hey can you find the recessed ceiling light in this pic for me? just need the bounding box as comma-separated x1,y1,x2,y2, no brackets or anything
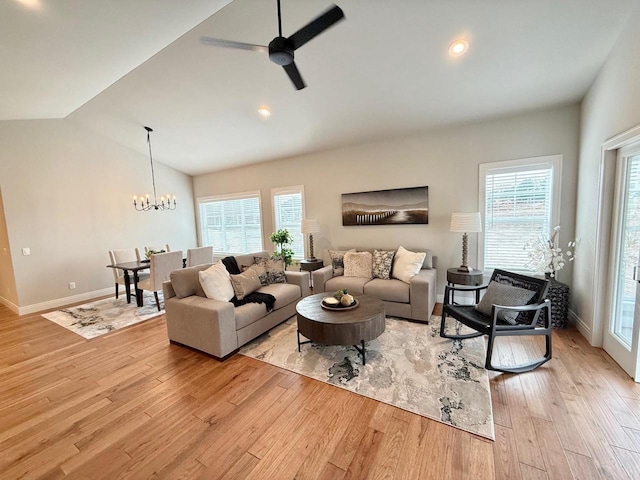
257,106,271,118
16,0,41,10
448,39,469,57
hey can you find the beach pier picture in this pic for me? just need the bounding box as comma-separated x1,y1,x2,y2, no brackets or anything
341,186,429,226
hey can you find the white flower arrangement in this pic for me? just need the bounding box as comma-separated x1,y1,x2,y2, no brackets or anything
524,226,576,278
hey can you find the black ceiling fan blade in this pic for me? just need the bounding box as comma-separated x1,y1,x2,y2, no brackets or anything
200,36,268,53
283,62,306,90
288,5,344,51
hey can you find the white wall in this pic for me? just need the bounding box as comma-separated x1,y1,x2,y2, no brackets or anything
194,104,580,297
0,119,197,312
0,187,18,307
574,2,640,343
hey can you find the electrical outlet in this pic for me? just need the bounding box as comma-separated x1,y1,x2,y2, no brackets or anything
69,282,76,290
22,247,30,256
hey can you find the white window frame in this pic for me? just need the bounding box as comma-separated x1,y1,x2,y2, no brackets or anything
271,185,306,260
478,154,562,273
196,190,264,256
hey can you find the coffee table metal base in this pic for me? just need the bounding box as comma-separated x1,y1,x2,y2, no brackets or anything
297,330,368,365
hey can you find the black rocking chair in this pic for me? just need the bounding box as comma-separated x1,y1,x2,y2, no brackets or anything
440,269,551,373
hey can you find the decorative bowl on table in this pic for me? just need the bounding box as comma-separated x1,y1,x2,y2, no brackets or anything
321,295,359,310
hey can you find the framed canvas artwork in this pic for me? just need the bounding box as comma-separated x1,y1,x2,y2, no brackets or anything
342,186,429,226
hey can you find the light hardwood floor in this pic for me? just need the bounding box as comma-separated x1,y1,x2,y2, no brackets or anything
2,301,640,479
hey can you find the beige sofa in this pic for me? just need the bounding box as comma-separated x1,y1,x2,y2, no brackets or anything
162,251,310,359
312,248,437,323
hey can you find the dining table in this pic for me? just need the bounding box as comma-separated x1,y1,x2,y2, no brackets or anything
106,260,152,307
107,257,189,307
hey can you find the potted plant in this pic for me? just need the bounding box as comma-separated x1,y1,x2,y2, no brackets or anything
270,229,295,268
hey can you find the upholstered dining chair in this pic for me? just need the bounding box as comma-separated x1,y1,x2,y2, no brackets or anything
136,244,171,261
137,250,182,310
440,269,551,373
186,246,214,267
108,248,149,300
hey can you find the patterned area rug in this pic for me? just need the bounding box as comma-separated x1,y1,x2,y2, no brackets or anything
42,292,164,339
240,315,494,440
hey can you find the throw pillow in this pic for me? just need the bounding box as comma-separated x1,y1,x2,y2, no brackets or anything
199,261,234,302
254,256,287,284
475,281,536,325
242,263,268,286
344,251,373,278
372,249,395,279
229,269,262,300
329,249,355,276
391,246,427,284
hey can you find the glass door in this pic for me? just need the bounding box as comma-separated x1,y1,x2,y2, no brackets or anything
605,148,640,379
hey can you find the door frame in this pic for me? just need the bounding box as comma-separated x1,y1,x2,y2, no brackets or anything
602,143,640,378
593,124,640,349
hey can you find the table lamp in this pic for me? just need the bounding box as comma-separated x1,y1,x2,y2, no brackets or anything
301,219,321,261
450,212,482,272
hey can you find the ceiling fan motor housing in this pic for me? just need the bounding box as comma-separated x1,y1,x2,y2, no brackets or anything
268,36,294,65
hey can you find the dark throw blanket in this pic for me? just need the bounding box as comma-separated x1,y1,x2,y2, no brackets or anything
222,256,276,312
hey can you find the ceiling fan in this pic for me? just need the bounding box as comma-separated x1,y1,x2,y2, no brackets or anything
200,0,345,90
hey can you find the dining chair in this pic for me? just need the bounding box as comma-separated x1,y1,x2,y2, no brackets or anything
137,250,183,310
109,248,149,300
186,246,214,267
137,244,171,261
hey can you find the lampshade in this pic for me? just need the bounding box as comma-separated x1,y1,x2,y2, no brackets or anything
301,219,321,234
450,212,482,233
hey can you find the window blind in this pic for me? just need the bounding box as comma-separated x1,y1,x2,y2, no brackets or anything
273,190,304,259
199,192,263,255
484,166,553,271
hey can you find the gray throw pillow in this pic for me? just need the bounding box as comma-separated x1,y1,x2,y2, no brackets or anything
372,250,395,279
475,281,536,325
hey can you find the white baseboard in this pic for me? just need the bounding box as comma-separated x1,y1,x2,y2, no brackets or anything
568,308,592,342
17,287,114,316
0,295,20,314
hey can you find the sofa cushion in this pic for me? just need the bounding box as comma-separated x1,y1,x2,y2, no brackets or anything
234,302,268,330
325,276,371,294
258,283,301,310
344,251,373,278
241,263,268,286
254,256,287,284
199,262,235,302
392,246,427,284
329,249,355,276
372,250,395,279
229,269,262,300
364,278,410,303
170,263,213,298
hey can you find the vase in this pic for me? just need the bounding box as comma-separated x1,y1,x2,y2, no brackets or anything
541,278,570,328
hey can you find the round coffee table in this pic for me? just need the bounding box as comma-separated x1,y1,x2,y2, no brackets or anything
295,293,385,365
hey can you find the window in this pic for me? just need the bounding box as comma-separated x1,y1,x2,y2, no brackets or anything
479,155,561,272
272,186,305,259
198,191,263,255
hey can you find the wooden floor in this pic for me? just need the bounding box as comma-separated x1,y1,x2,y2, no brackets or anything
2,303,640,480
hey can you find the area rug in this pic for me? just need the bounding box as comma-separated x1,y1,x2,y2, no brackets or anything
41,292,164,340
240,315,495,440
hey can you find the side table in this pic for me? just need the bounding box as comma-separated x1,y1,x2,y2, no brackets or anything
299,259,324,288
447,268,484,303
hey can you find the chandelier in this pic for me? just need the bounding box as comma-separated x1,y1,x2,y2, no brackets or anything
133,126,177,211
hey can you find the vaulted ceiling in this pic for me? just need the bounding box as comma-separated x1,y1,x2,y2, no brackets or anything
2,0,638,175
